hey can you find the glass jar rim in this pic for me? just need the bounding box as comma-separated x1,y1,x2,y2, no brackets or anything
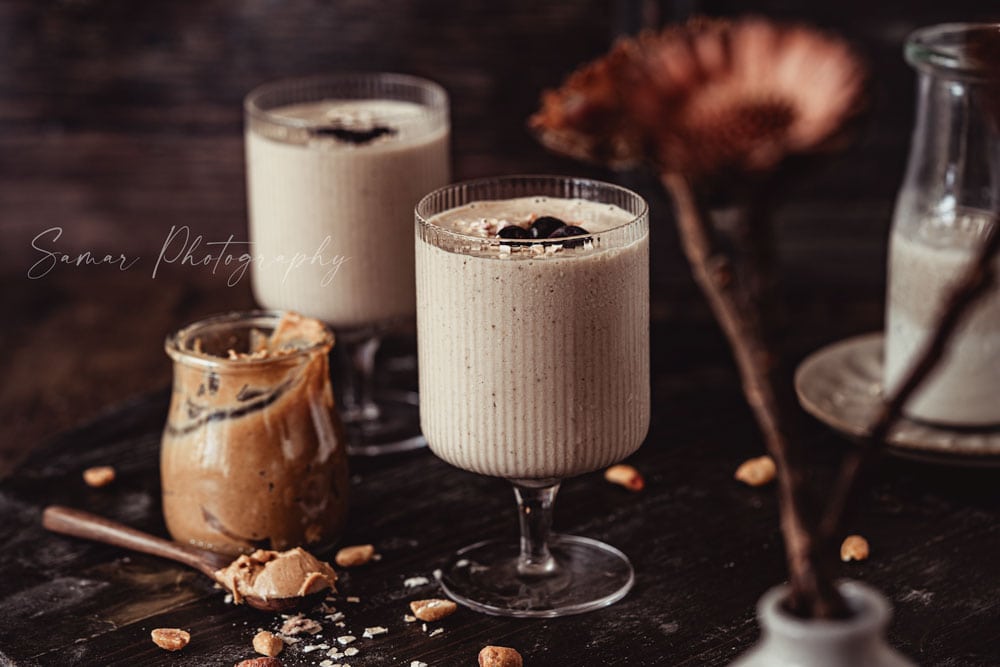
415,174,649,247
165,310,334,370
244,72,450,130
905,23,1000,81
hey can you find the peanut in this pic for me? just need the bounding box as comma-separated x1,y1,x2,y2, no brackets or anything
83,465,116,488
335,544,376,567
840,534,870,562
235,659,282,667
604,464,644,491
150,628,189,651
409,598,458,622
479,645,523,667
734,456,776,487
252,630,283,657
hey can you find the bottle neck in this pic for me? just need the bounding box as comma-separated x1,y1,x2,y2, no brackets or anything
899,70,1000,229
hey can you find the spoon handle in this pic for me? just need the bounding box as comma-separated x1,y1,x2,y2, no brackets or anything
42,505,221,578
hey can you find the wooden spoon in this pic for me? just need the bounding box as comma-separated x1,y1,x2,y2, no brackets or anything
42,505,327,613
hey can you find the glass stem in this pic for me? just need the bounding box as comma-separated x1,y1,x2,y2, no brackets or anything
513,479,560,577
337,335,381,422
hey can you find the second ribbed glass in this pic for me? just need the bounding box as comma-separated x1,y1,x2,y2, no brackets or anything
415,175,650,617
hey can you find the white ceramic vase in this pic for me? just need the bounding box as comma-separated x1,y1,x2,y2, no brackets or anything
731,580,916,667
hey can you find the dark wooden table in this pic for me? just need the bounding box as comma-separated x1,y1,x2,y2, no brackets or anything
3,1,1000,665
2,240,1000,665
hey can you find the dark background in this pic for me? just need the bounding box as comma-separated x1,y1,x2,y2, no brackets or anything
2,2,1000,666
0,0,998,468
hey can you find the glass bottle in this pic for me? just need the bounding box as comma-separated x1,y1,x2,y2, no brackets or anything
161,311,349,556
885,23,1000,425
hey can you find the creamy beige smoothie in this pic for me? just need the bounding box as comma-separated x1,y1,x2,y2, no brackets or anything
885,210,1000,425
246,97,449,329
416,196,650,480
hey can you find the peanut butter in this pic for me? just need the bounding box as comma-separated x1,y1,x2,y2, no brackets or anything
161,311,348,555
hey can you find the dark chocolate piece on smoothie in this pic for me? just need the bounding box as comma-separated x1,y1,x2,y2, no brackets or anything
311,125,397,144
530,216,565,238
548,224,590,248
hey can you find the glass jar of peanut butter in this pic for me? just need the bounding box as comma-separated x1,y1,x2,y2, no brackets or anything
161,310,348,556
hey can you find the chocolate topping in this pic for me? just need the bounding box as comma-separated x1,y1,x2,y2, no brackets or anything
310,125,397,144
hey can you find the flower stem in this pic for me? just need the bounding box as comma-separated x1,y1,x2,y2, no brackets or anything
661,171,844,618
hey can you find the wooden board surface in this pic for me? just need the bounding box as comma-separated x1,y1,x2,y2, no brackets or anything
1,347,998,665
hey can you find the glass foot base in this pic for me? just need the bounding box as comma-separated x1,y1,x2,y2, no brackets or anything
343,390,426,456
438,534,634,618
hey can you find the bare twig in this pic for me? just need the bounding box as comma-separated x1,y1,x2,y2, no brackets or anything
662,172,845,617
820,222,1000,542
666,169,1000,617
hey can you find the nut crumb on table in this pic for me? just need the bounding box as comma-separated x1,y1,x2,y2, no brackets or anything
404,576,430,588
840,534,870,561
479,645,523,667
280,614,323,636
150,627,189,651
734,455,776,487
83,465,116,487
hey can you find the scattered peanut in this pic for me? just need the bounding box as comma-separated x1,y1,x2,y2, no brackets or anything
335,544,376,567
604,464,644,491
235,658,282,667
410,598,458,622
252,630,283,657
150,628,190,651
83,465,116,488
734,455,776,487
479,645,523,667
840,534,870,562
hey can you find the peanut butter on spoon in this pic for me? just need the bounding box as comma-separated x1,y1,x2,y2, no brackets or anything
215,547,338,604
42,506,337,613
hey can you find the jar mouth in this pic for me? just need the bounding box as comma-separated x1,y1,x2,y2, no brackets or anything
165,310,334,369
757,580,891,641
905,23,1000,81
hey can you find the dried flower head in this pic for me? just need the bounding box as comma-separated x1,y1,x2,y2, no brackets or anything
530,42,649,168
531,17,866,177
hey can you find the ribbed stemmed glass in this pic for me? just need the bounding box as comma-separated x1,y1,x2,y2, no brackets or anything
415,175,650,616
245,73,450,455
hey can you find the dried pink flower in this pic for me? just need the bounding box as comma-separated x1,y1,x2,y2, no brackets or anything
531,18,866,177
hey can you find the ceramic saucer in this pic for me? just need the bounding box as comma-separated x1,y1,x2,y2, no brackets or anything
794,332,1000,466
